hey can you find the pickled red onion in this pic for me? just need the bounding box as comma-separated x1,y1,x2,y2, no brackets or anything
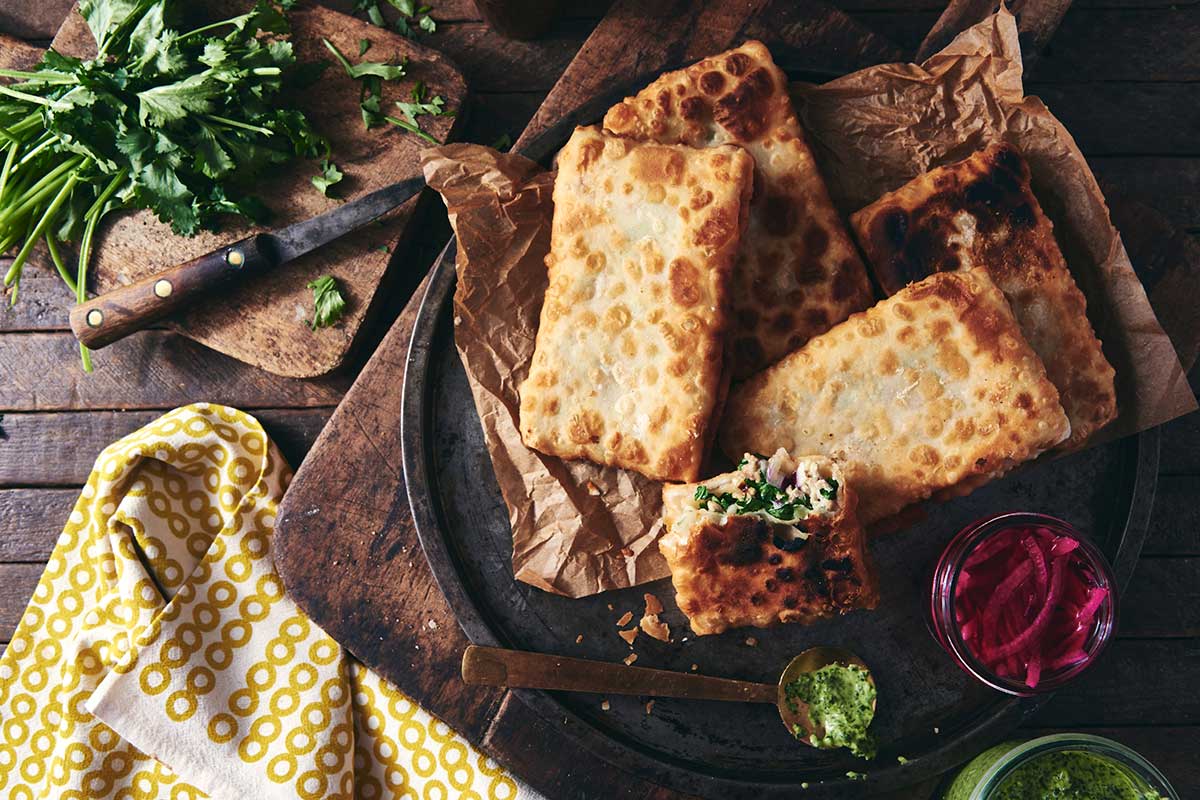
953,526,1109,689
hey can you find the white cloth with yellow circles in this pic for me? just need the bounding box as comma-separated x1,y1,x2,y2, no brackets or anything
0,403,539,800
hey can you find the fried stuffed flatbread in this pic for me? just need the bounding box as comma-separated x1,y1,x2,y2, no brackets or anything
519,126,755,482
604,41,873,378
719,269,1071,524
660,450,877,636
850,143,1116,450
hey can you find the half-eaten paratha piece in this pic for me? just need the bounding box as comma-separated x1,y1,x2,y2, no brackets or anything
850,143,1116,450
719,269,1071,525
604,40,873,378
519,126,754,482
660,450,877,636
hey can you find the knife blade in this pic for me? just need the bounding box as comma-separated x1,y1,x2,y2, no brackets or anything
68,176,426,351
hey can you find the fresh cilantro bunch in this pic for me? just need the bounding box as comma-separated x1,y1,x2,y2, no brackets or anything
0,0,326,369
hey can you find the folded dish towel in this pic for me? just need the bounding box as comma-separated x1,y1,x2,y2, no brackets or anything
0,403,538,800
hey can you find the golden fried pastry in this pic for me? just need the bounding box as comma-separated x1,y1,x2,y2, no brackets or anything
604,40,873,378
519,126,754,482
660,450,877,635
720,269,1071,524
850,143,1116,450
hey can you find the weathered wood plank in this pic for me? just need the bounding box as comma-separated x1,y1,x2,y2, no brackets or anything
1037,8,1200,80
0,408,333,486
1032,83,1200,156
1095,157,1200,233
0,333,348,411
1120,558,1200,637
460,92,543,151
0,0,72,41
0,267,75,331
419,20,596,93
0,563,43,639
0,488,76,561
1036,639,1200,726
872,7,1200,80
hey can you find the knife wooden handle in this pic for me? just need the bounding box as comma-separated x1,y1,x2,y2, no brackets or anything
69,235,272,350
461,645,778,704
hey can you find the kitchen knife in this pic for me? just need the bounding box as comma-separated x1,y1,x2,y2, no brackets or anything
68,176,426,350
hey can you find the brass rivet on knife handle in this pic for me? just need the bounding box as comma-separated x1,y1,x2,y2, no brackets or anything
69,235,272,350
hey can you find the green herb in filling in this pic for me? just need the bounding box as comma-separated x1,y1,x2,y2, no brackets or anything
693,455,837,523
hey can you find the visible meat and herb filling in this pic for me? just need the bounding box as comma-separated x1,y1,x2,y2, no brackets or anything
693,450,841,523
659,451,877,635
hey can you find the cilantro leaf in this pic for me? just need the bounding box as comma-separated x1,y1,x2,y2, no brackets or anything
137,72,217,125
386,80,452,143
311,158,343,197
307,275,347,329
322,38,406,81
79,0,147,54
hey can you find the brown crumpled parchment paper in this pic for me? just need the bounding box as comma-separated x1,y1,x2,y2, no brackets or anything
422,8,1197,598
792,7,1197,443
421,145,670,597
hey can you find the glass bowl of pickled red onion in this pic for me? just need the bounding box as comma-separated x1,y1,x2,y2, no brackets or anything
929,512,1118,696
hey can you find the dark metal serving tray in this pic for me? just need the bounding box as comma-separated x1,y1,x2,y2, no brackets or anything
400,69,1160,799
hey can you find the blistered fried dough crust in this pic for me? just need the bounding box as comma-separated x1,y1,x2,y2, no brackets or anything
519,126,754,482
850,143,1116,450
719,269,1071,524
660,459,877,636
604,41,873,378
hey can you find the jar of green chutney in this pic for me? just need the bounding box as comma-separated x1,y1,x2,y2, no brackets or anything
943,733,1178,800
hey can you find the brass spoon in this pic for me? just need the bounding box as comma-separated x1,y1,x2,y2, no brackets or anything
461,644,874,745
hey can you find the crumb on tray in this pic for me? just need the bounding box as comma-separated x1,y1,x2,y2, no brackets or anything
640,614,670,642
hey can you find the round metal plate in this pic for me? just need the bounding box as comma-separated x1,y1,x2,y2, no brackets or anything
401,73,1160,798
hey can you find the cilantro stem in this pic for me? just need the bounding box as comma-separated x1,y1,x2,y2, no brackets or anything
177,11,257,41
76,210,99,373
0,155,84,229
84,170,128,222
3,171,77,289
0,141,18,203
322,38,357,74
14,132,55,167
0,85,68,110
383,114,439,144
202,114,275,137
0,68,76,85
43,233,76,294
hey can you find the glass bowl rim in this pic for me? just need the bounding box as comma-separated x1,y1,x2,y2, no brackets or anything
968,732,1179,800
935,511,1120,695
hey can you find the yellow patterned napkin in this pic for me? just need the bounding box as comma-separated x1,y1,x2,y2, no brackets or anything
0,404,535,800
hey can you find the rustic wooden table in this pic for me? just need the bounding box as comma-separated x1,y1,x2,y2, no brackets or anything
1,1,1197,797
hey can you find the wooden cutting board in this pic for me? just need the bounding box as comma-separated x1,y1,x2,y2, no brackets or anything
273,1,1129,797
44,2,466,378
274,2,911,798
